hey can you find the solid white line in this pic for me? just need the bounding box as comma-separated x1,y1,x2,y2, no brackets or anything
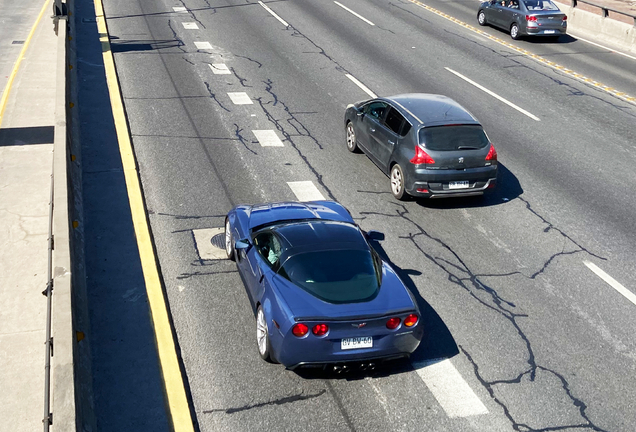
334,1,375,26
252,130,284,147
227,92,253,105
209,64,231,75
412,358,489,418
258,1,289,27
445,67,540,121
182,22,199,29
584,261,636,306
287,181,326,201
571,34,636,62
194,41,213,50
345,74,377,98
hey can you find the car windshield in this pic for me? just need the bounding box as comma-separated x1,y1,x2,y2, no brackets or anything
522,0,559,10
278,249,380,303
419,124,489,151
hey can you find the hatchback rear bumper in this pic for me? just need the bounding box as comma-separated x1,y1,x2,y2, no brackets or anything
406,165,497,198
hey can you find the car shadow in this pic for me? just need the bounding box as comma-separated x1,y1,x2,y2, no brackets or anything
414,162,523,210
294,239,460,381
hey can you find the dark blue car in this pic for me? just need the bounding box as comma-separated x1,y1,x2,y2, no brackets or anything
224,201,423,370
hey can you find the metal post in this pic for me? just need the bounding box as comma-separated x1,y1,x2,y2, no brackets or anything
43,171,54,432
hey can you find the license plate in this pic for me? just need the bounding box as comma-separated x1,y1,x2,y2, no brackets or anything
448,180,469,189
544,30,556,34
341,337,373,350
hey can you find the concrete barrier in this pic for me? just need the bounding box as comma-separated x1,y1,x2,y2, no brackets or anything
554,1,636,54
51,1,96,430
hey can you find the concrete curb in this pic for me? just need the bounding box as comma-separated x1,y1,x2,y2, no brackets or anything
554,1,636,54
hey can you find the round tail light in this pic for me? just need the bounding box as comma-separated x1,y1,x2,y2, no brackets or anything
292,323,309,337
404,314,419,327
386,317,401,330
312,324,329,337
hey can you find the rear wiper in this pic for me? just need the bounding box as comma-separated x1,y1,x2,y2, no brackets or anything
457,146,479,150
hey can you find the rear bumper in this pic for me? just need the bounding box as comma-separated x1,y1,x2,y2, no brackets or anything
524,25,567,36
405,165,498,198
277,326,424,369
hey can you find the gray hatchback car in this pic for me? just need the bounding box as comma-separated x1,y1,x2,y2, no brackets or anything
344,94,497,200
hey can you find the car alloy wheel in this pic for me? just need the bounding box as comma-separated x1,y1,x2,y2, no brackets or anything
346,122,359,153
225,218,235,261
478,11,486,26
390,164,407,200
256,306,273,362
510,23,520,40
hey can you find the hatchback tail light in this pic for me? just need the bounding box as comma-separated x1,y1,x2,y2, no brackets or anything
410,146,435,165
526,15,537,21
562,15,567,21
312,324,329,337
386,317,401,330
485,144,497,162
292,323,309,337
404,314,419,327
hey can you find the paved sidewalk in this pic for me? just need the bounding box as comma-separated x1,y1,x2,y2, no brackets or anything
0,4,57,431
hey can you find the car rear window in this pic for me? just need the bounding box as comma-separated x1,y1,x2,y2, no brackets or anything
278,250,380,303
419,125,489,151
523,0,559,10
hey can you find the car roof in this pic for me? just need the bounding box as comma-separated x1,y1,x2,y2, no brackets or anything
382,93,480,128
273,220,367,252
248,200,354,230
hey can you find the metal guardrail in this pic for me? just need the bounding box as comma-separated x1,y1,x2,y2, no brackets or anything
570,0,636,25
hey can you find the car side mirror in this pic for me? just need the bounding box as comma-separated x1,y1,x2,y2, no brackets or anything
366,230,385,241
356,111,364,118
235,239,251,250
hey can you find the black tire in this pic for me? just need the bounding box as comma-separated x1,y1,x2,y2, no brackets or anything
390,164,408,201
225,218,235,261
346,121,360,153
477,10,487,26
256,306,275,363
510,23,520,40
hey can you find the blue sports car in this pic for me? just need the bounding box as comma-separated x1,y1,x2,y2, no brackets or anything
224,201,424,370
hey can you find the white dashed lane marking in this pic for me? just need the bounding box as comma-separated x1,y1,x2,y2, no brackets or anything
227,92,253,105
413,358,489,418
194,41,213,50
445,67,540,121
287,181,325,201
192,228,226,260
258,0,289,27
584,261,636,306
209,64,231,75
182,22,199,29
345,74,377,98
334,1,375,26
172,6,187,13
252,130,284,147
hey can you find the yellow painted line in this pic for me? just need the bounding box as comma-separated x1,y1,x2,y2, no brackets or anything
93,0,195,430
0,0,51,127
406,0,636,106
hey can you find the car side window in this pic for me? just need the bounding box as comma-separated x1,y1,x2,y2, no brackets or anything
363,102,388,121
383,107,406,135
254,232,283,267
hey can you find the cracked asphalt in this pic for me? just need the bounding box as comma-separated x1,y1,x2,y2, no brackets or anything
79,0,636,430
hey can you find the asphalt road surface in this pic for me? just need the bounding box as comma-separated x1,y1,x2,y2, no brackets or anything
99,0,636,430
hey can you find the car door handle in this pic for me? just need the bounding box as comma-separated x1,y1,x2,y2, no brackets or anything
370,128,375,132
259,274,265,284
388,140,395,145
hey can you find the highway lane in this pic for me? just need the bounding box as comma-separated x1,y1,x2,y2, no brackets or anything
100,0,636,430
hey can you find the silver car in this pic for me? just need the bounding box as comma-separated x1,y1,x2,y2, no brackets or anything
478,0,567,40
344,94,498,200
